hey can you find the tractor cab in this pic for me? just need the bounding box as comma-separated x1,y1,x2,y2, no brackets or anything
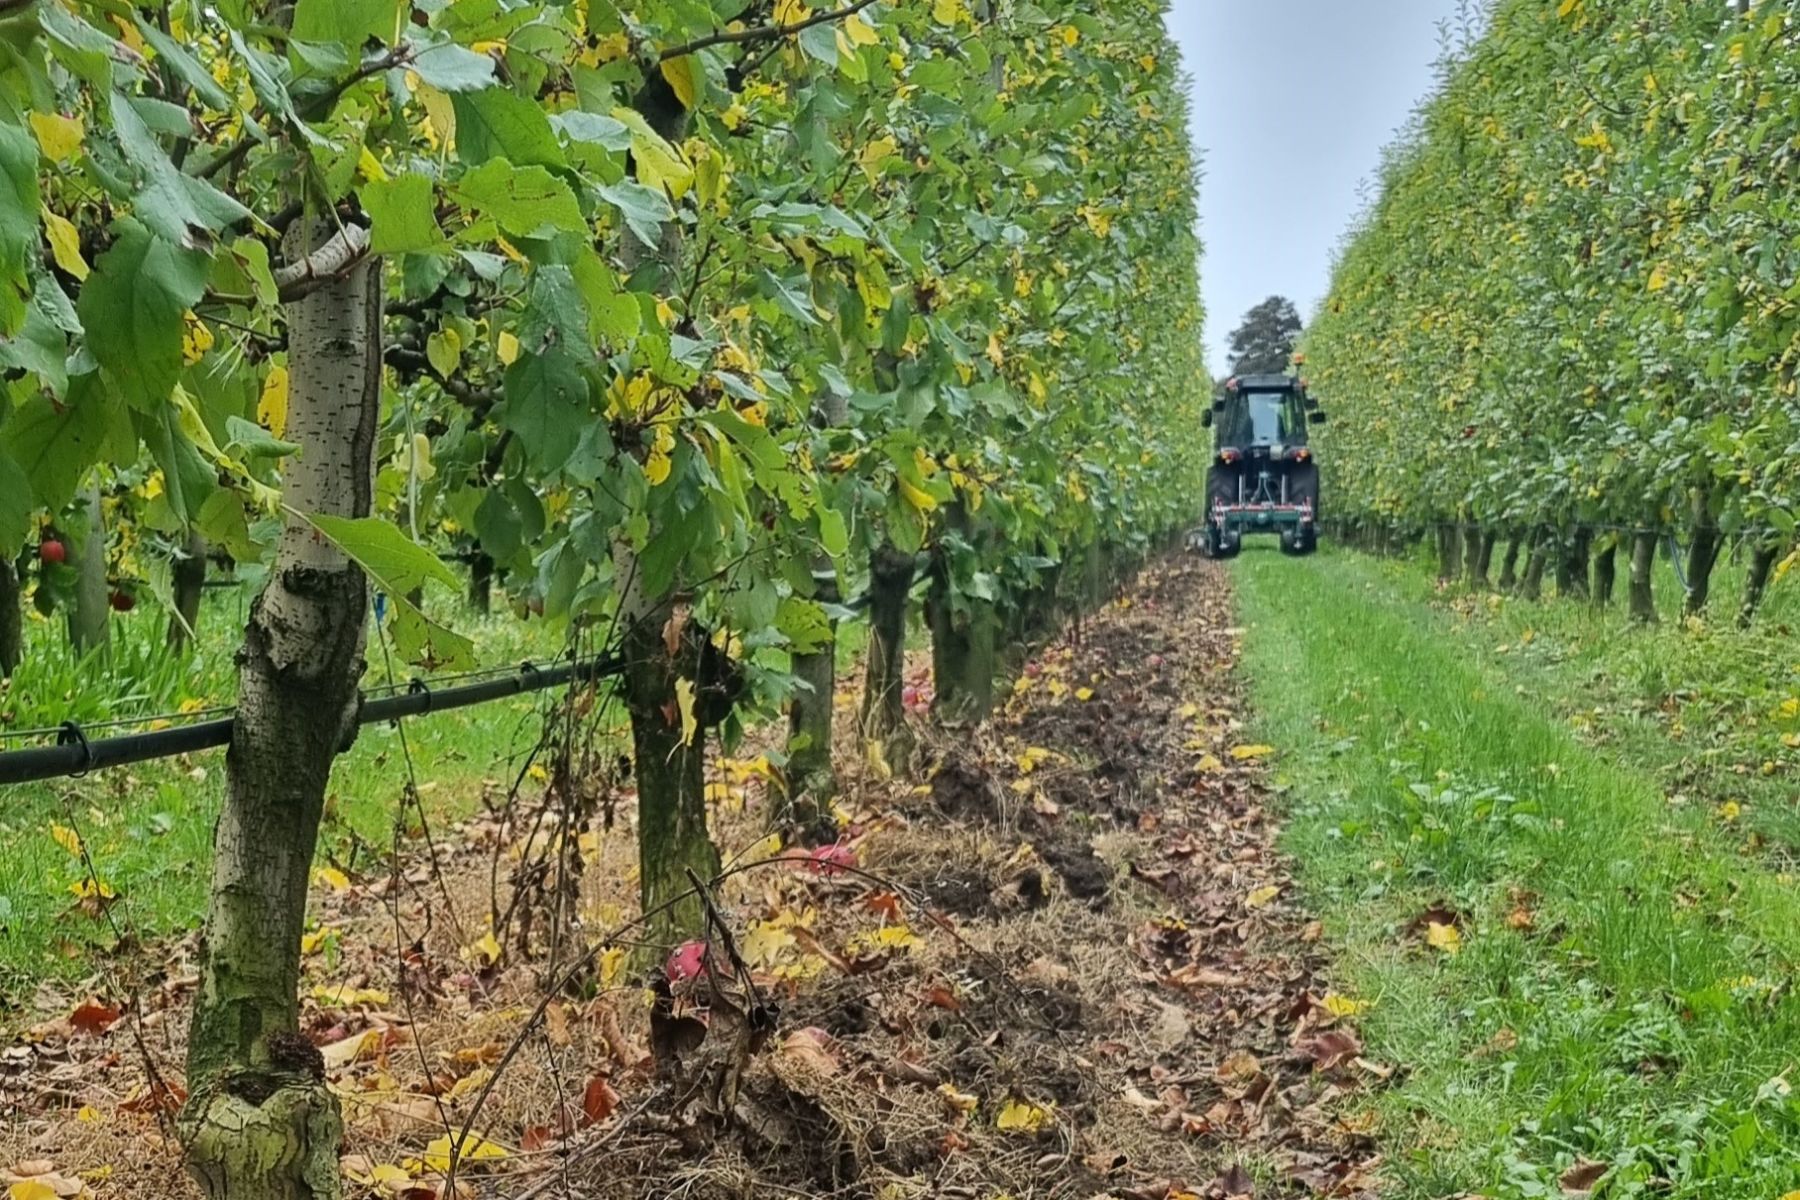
1198,368,1326,557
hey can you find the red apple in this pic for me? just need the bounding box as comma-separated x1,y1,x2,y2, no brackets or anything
38,539,65,564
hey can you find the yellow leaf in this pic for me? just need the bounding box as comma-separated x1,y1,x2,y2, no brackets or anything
356,145,387,183
41,209,89,280
1647,264,1668,292
1322,992,1366,1018
995,1097,1053,1132
1557,0,1580,16
1058,24,1079,46
1426,921,1462,955
314,866,351,892
660,55,701,110
50,823,82,857
1075,686,1094,702
1245,885,1279,910
258,365,290,438
182,313,215,364
937,1083,979,1113
675,678,698,746
774,0,810,22
466,930,503,965
311,983,390,1007
931,0,966,25
300,928,332,955
1230,744,1275,761
1177,702,1200,720
420,1132,507,1174
497,330,520,365
1719,800,1742,822
29,110,84,163
898,476,938,514
843,12,880,46
10,1181,61,1200
1196,752,1223,772
599,946,626,988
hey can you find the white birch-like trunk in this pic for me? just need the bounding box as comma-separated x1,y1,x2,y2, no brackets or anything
180,218,382,1200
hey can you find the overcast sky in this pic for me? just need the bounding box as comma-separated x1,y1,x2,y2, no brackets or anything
1167,2,1470,374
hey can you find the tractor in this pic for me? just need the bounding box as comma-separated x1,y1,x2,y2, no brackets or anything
1198,369,1326,558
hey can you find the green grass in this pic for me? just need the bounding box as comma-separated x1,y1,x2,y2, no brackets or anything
1234,542,1800,1198
0,591,562,1002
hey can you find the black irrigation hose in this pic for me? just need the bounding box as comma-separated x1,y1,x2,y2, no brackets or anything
0,655,623,787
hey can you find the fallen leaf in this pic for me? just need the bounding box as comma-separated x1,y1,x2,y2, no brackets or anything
995,1097,1053,1133
1229,744,1274,761
1426,921,1462,955
1244,885,1279,910
68,1000,122,1037
580,1075,619,1126
1559,1160,1608,1195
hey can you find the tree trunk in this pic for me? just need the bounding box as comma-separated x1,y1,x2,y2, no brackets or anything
1437,523,1463,583
1497,533,1522,592
1556,527,1590,600
167,530,207,651
67,478,109,655
180,220,383,1200
468,551,493,614
1593,540,1617,607
0,557,20,678
1629,528,1658,623
785,559,837,840
1683,496,1723,616
927,513,996,725
616,567,718,951
1521,529,1549,601
859,542,914,770
1738,540,1781,627
610,72,717,947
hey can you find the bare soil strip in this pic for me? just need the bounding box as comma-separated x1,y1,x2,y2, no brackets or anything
3,553,1381,1199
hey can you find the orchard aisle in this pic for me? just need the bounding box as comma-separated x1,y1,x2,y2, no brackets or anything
1,554,1386,1199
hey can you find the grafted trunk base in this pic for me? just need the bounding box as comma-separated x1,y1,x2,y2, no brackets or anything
182,1080,343,1200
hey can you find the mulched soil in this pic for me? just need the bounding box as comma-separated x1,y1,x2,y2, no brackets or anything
0,552,1383,1199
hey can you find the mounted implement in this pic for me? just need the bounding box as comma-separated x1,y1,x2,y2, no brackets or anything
1199,369,1326,558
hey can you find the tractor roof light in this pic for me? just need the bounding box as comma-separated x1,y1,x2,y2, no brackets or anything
1220,449,1240,464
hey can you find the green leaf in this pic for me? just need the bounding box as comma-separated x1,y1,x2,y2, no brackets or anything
110,93,252,246
78,218,211,408
134,16,233,111
361,173,446,254
597,180,672,248
304,514,459,595
502,352,589,474
389,595,477,669
0,456,32,557
453,160,586,238
0,119,39,289
0,376,121,512
409,40,497,92
819,507,849,557
452,88,567,168
292,0,403,46
223,415,299,459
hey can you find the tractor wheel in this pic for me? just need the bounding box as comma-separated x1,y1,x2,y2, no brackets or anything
1206,464,1239,515
1282,525,1318,556
1285,462,1320,521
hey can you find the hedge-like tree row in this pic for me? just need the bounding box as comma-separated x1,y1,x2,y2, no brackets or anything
1307,0,1800,621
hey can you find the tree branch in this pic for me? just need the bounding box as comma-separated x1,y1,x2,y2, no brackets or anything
273,224,371,302
657,0,879,63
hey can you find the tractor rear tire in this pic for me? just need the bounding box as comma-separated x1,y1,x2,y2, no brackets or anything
1206,465,1239,515
1285,462,1320,521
